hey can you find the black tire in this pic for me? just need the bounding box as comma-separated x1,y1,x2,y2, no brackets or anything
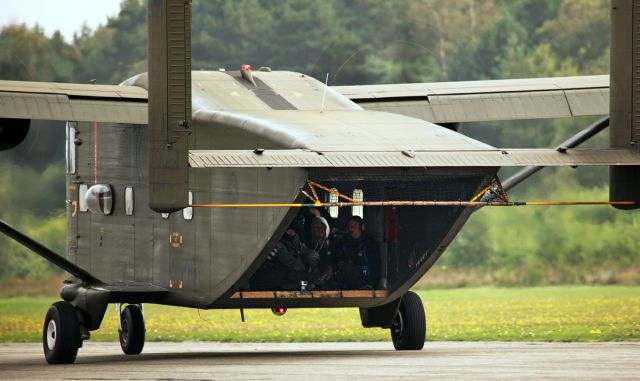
390,291,426,350
119,305,145,355
43,301,81,364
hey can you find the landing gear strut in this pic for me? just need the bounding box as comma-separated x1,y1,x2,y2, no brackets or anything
117,304,145,355
43,301,82,364
390,291,426,350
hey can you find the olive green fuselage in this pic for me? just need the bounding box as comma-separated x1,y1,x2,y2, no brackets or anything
66,118,495,310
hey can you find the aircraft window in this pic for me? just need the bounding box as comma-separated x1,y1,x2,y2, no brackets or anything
78,184,88,212
329,188,339,218
125,187,134,216
183,191,193,221
84,184,113,215
161,213,169,219
352,189,364,218
65,122,77,175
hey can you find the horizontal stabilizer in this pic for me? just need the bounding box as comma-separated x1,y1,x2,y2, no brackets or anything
189,148,640,168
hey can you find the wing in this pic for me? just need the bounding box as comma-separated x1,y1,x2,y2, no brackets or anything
333,75,608,123
0,80,148,124
1,73,634,172
0,74,608,125
184,71,635,169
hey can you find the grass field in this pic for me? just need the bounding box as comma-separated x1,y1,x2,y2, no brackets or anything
1,287,638,343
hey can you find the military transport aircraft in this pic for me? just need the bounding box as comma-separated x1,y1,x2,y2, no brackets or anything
0,0,639,364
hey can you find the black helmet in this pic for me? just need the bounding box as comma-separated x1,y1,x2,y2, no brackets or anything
288,216,305,234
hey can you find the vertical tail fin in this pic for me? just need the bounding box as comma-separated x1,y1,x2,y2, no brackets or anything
147,0,192,212
610,0,640,209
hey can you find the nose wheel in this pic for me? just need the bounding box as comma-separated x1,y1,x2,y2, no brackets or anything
118,304,146,355
42,301,82,364
390,291,426,350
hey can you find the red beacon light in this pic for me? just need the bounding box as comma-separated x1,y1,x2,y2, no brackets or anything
271,307,287,316
240,64,257,86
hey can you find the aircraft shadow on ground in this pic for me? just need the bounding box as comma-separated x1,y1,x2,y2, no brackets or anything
71,349,428,365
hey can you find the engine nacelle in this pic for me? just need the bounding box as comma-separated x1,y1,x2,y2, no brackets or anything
0,118,30,151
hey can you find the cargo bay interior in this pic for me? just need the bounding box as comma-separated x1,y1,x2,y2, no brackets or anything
244,169,496,295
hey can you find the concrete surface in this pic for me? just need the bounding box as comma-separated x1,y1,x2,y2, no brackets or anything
0,342,638,380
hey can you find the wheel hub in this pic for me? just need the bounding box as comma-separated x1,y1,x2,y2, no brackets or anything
46,320,57,350
121,318,129,345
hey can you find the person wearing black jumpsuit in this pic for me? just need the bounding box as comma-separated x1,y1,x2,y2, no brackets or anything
335,216,380,290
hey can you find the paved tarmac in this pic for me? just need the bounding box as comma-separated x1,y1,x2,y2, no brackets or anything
0,341,638,380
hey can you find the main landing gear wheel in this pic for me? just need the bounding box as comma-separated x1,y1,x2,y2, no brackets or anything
43,301,81,364
119,304,145,355
390,291,426,350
